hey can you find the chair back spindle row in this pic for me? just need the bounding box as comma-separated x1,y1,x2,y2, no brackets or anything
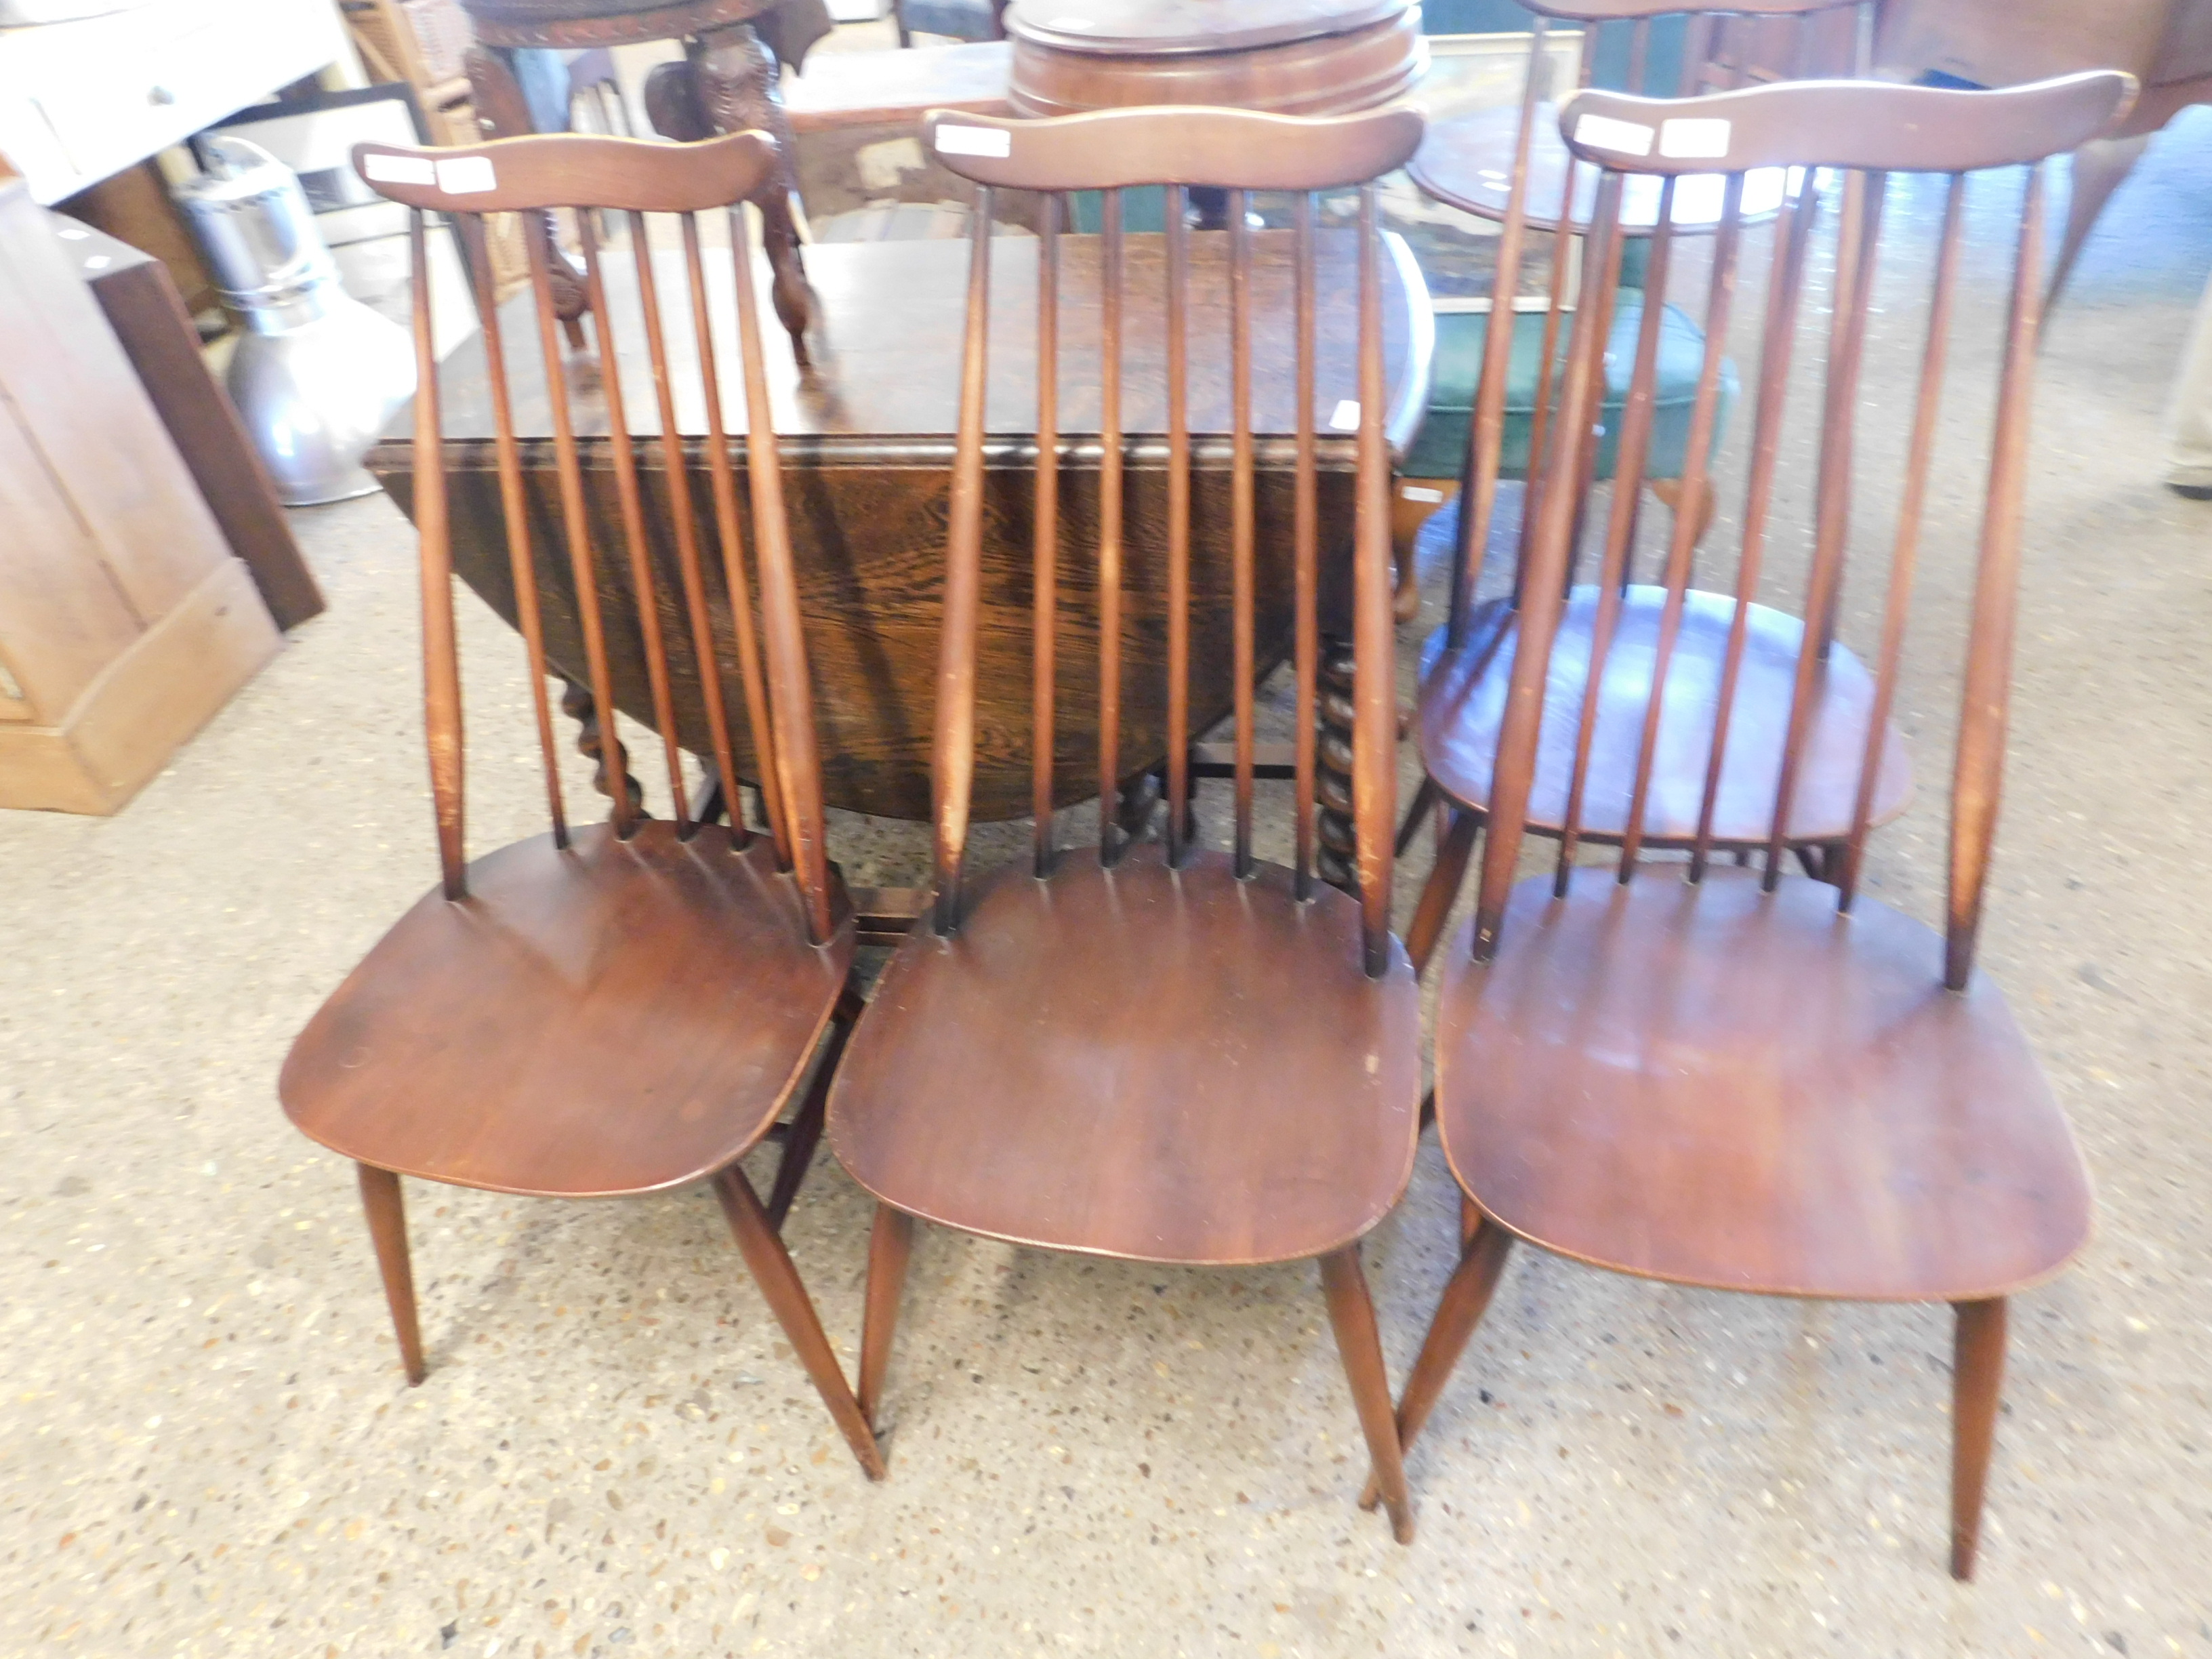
918,105,1424,976
1451,0,1873,648
1464,72,2135,991
353,129,838,945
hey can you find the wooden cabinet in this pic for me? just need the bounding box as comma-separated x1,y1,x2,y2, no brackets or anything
0,172,280,813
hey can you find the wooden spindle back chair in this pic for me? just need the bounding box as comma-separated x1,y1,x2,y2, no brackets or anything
1399,0,1943,973
1393,0,1868,619
1383,69,2136,1578
279,128,880,1477
825,103,1430,1540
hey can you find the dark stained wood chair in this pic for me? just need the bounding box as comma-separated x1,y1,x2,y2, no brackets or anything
281,129,882,1479
823,104,1429,1540
1366,68,2135,1578
1399,0,1899,970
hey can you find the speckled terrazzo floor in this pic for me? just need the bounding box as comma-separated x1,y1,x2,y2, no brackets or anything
5,103,2211,1659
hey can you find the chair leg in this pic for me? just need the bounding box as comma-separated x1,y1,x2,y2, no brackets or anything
1319,1246,1414,1544
712,1166,886,1481
1950,1296,2007,1581
764,1000,857,1230
1393,775,1439,858
859,1204,916,1434
1361,1212,1514,1511
356,1163,425,1386
1405,808,1481,977
2049,134,2150,307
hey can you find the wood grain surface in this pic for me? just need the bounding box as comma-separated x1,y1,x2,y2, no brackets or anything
373,228,1431,819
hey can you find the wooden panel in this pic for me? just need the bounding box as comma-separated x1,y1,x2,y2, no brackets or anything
0,559,279,813
0,179,231,625
373,228,1429,820
0,367,143,722
57,213,325,631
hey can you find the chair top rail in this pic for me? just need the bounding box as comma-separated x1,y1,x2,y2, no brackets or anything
920,105,1425,194
352,129,779,215
1559,71,2135,176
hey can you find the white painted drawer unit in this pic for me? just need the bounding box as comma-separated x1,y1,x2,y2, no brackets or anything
0,0,353,205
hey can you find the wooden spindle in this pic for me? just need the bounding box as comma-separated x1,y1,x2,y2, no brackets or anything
1515,36,1599,588
524,211,631,839
1763,167,1883,886
1839,173,1964,910
1475,173,1626,962
1351,185,1395,977
468,210,566,848
1033,203,1063,877
686,210,786,859
730,199,834,946
1449,15,1548,646
410,211,466,900
931,188,995,933
1229,188,1258,878
1617,170,1746,877
1551,173,1677,889
632,208,737,844
1948,163,2046,990
1292,191,1320,901
1688,173,1821,880
1164,184,1192,869
577,213,689,834
1097,188,1126,863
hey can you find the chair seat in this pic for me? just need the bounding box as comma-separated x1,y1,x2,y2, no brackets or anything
281,821,851,1198
1399,297,1736,483
1418,586,1913,846
825,844,1421,1266
1435,867,2092,1302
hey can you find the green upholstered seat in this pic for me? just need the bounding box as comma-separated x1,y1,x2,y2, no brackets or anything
1397,297,1737,484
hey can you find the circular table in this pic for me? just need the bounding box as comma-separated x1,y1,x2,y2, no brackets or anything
1004,0,1425,117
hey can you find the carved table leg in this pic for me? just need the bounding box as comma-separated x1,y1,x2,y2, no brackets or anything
1315,635,1359,893
690,23,817,367
464,45,590,348
561,676,644,815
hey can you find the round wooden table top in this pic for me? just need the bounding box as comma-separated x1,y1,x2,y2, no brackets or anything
459,0,779,48
1004,0,1406,54
1004,0,1423,117
1409,102,1799,237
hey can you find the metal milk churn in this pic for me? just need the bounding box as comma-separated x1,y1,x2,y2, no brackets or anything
173,136,416,506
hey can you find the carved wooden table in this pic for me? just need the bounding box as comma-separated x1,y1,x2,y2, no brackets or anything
459,0,830,361
370,229,1431,836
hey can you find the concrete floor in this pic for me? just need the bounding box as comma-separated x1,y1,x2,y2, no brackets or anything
6,96,2212,1659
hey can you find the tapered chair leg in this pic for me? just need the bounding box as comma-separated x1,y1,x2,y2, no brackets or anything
356,1164,426,1385
764,1003,856,1230
1393,775,1440,858
712,1166,886,1480
1319,1246,1414,1544
1950,1296,2007,1581
1362,1212,1514,1511
1406,809,1481,977
859,1204,916,1435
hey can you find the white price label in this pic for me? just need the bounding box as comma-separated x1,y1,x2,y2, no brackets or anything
935,124,1012,159
1330,400,1362,432
361,151,436,186
1659,118,1732,159
435,155,498,194
1573,113,1654,157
